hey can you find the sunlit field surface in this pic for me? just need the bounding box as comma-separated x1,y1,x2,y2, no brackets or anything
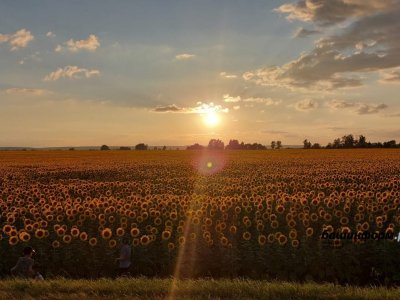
1,150,400,285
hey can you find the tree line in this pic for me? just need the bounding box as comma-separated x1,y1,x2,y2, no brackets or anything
303,134,399,149
187,139,282,150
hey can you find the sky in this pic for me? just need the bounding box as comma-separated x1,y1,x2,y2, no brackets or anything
0,0,399,147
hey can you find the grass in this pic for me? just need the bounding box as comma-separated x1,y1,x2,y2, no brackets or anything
0,278,399,300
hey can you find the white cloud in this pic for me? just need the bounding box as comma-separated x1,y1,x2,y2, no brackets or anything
223,94,241,103
46,32,56,38
175,53,195,60
220,72,238,79
223,94,281,106
0,29,34,51
56,34,100,52
43,66,100,81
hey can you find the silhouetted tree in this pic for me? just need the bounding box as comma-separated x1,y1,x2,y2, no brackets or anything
276,141,282,149
303,139,312,149
225,139,241,150
100,145,110,151
342,134,355,148
312,143,321,149
271,141,276,150
208,139,224,150
119,146,131,150
68,147,75,151
135,143,148,150
162,146,167,150
186,143,204,150
356,135,367,148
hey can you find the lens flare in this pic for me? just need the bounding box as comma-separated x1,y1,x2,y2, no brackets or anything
192,151,226,175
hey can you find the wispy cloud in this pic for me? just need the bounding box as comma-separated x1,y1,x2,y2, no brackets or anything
294,27,321,38
223,94,281,106
55,34,100,52
175,53,195,60
327,100,388,114
43,66,100,81
294,99,318,111
220,72,237,79
0,29,34,51
4,87,49,96
379,68,400,83
46,31,56,38
152,102,229,114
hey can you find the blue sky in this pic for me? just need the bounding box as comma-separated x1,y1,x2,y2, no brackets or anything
0,0,399,146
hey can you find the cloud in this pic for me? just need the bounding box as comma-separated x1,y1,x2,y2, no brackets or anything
152,104,184,112
294,99,318,111
244,4,400,90
223,94,281,106
276,0,395,26
220,72,238,79
43,66,100,81
4,87,49,96
294,27,322,38
243,97,282,106
152,102,229,114
261,130,289,134
55,34,100,52
327,99,388,114
46,32,56,38
223,94,241,103
380,68,400,83
0,29,34,50
175,53,195,60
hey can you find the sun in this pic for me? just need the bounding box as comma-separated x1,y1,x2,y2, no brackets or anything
204,111,219,127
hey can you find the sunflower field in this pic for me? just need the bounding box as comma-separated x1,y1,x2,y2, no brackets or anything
1,149,400,285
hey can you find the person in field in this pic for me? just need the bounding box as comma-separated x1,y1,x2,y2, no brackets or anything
11,246,35,278
116,237,131,277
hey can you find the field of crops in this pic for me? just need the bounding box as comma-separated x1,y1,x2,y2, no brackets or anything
1,150,400,284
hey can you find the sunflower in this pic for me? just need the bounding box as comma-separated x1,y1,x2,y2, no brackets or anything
242,231,251,241
63,234,72,244
109,239,117,248
89,237,98,246
258,235,267,246
101,228,112,239
130,227,140,237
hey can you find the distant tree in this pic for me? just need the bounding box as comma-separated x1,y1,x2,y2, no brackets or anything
68,147,75,151
342,134,355,148
225,139,241,150
135,143,148,150
356,135,367,148
100,145,110,151
383,140,397,148
186,143,204,150
333,138,341,149
276,141,282,149
119,146,131,150
208,139,224,150
312,143,321,149
271,141,276,150
303,139,312,149
162,146,167,150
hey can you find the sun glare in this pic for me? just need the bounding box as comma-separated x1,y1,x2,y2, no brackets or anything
204,111,219,127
